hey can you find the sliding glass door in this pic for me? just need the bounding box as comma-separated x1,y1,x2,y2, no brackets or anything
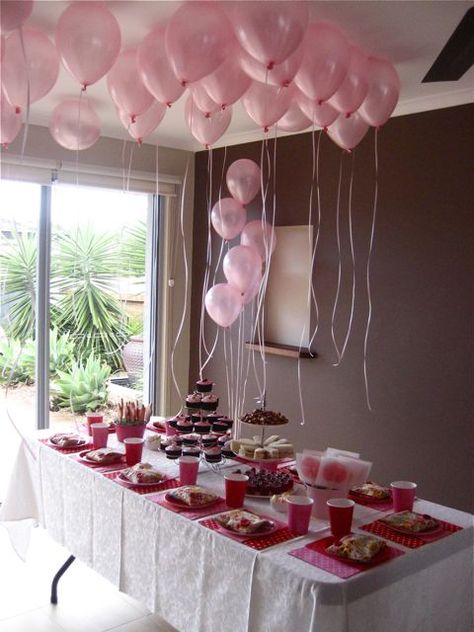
0,177,161,495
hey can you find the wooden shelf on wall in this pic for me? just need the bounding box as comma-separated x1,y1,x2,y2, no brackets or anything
245,341,317,359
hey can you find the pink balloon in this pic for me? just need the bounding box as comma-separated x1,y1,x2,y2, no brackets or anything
188,82,221,118
49,99,101,151
211,198,247,241
277,102,311,133
107,49,154,122
137,24,184,107
240,220,277,262
241,81,294,131
242,278,261,305
224,245,262,294
165,1,233,86
295,22,350,103
226,159,261,205
330,47,370,116
184,95,232,147
2,27,59,111
359,57,400,127
232,1,309,69
56,1,121,89
119,101,166,143
0,89,22,145
0,0,32,33
297,90,339,128
201,52,251,109
239,42,304,88
205,283,243,328
327,112,370,151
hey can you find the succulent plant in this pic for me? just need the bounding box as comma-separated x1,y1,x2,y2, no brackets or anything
0,338,31,385
51,353,111,413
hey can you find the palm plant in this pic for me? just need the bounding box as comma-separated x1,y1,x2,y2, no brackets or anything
21,329,75,380
51,226,129,371
0,231,37,341
120,220,147,277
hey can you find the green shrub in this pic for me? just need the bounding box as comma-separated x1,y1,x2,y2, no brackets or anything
21,329,75,380
0,338,31,385
50,353,111,413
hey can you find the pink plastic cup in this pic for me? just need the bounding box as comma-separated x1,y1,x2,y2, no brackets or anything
391,481,417,512
178,456,200,485
287,496,314,535
85,412,104,436
327,498,355,539
224,473,249,508
91,423,109,449
124,437,144,466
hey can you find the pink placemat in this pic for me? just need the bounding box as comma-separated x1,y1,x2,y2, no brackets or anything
146,422,166,434
200,513,299,550
103,470,180,494
149,493,230,520
40,437,92,454
69,453,127,473
290,535,404,578
348,492,393,512
361,516,463,548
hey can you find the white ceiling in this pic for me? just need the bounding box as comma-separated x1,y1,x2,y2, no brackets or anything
18,1,474,152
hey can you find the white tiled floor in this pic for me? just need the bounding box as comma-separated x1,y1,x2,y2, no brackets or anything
0,525,176,632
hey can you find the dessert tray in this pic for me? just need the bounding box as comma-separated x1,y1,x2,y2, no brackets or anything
380,511,440,535
164,486,219,509
325,534,388,565
214,510,277,538
78,448,124,465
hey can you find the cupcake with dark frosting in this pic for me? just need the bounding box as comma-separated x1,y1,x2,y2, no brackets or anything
185,392,202,409
201,394,219,411
196,378,213,393
201,434,218,448
165,444,182,459
194,419,211,435
204,446,222,463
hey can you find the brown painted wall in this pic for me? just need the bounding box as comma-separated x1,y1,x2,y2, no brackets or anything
190,105,473,513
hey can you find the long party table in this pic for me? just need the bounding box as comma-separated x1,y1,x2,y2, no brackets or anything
1,431,472,632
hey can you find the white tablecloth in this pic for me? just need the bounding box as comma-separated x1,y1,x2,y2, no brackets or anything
1,433,473,632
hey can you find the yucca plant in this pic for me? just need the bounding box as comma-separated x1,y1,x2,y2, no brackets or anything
50,353,111,413
120,220,147,277
0,338,31,385
0,232,37,341
21,329,75,380
51,226,129,371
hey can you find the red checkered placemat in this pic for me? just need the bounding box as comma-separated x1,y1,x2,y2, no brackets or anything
40,437,92,454
149,493,230,520
102,470,180,495
69,453,127,473
348,492,393,512
199,514,299,551
292,535,404,578
361,517,463,548
146,422,166,434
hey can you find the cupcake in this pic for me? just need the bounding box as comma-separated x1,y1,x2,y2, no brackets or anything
182,433,200,446
196,378,213,393
191,412,203,424
165,444,182,459
194,420,211,435
176,417,193,434
201,394,219,411
174,435,184,446
182,445,201,458
160,437,174,452
217,435,229,447
212,420,228,434
202,434,218,448
185,392,202,409
205,413,221,425
204,446,222,463
218,416,234,429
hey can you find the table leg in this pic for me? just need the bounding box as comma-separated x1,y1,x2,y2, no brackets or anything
50,555,75,604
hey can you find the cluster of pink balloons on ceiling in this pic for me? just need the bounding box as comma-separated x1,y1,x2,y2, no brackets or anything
205,158,276,328
0,0,400,151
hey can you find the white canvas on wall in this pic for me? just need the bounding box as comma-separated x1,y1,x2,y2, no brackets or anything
264,225,313,348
